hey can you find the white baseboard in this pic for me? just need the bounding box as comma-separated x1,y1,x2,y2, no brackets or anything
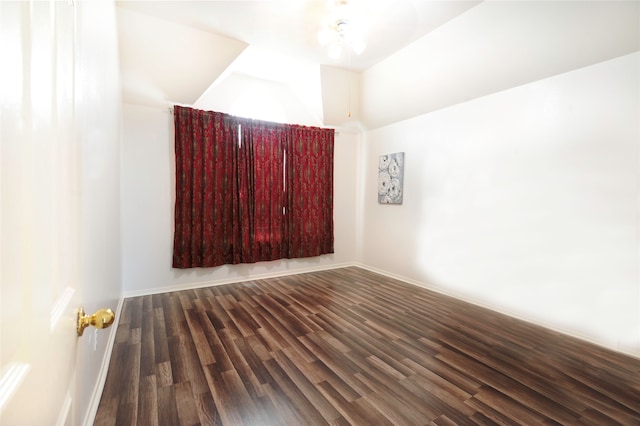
82,295,126,426
354,263,640,360
123,262,358,298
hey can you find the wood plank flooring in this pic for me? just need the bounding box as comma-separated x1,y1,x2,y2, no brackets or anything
95,267,640,425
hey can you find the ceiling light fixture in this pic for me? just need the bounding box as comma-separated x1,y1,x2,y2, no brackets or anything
317,0,366,60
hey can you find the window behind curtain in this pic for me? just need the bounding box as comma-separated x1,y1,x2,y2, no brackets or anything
173,106,334,268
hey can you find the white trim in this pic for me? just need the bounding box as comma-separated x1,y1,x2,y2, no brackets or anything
354,263,640,360
123,262,358,298
82,295,126,426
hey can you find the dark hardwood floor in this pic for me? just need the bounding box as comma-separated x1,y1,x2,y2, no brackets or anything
95,267,640,425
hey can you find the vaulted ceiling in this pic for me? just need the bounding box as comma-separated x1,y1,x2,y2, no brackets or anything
116,1,639,130
116,0,481,128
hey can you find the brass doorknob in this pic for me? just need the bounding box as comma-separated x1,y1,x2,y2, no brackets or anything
77,307,115,336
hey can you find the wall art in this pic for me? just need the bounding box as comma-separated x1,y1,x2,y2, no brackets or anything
378,152,404,204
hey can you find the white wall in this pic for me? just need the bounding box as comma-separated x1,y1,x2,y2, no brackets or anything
121,104,358,295
361,53,640,356
194,73,319,126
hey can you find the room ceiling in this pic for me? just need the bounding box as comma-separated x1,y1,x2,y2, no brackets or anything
116,0,481,78
115,0,639,129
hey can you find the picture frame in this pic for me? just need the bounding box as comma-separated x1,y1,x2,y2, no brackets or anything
378,152,404,204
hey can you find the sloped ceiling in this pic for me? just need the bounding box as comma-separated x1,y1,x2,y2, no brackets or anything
117,7,247,106
362,0,640,129
115,0,480,127
116,1,639,130
116,0,481,72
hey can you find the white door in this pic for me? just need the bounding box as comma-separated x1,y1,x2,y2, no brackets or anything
1,1,83,424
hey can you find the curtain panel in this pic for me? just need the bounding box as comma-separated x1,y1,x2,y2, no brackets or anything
173,106,243,268
240,119,287,263
173,106,334,268
286,125,334,258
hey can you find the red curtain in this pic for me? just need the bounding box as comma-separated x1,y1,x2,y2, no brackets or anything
286,125,334,258
173,106,242,268
240,120,287,262
173,106,334,268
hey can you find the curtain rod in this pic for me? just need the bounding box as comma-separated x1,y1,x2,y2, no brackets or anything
168,106,341,135
168,106,340,135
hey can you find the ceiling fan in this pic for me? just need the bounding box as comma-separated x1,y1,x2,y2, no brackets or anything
317,0,367,60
